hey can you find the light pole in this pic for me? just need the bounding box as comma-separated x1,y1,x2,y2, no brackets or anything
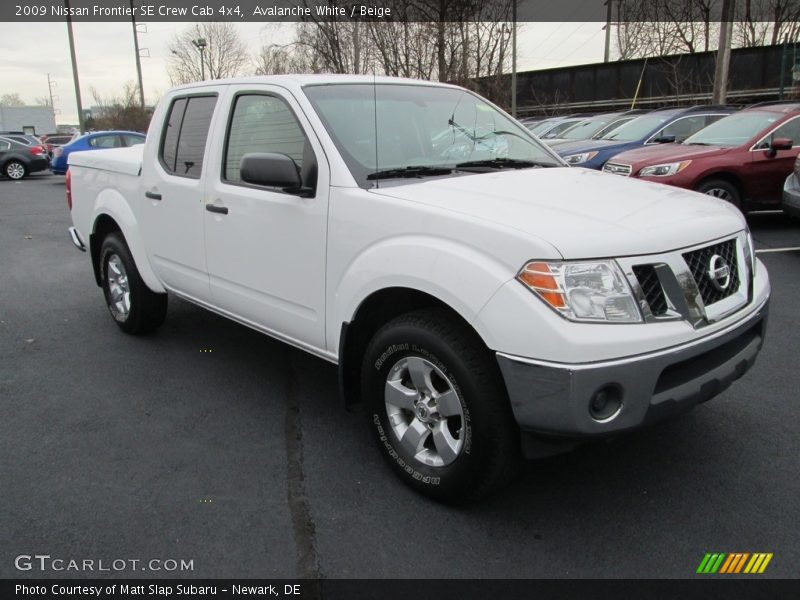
130,0,145,107
192,38,207,80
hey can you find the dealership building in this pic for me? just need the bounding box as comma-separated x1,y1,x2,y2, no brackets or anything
0,105,57,135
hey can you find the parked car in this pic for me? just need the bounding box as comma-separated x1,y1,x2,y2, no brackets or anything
0,133,49,180
39,134,77,158
556,106,735,169
67,75,769,503
545,110,646,147
50,131,145,175
602,103,800,211
782,156,800,218
530,115,594,140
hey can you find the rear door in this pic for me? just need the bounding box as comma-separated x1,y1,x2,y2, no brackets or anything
0,139,9,164
749,115,800,203
139,92,219,300
201,85,330,349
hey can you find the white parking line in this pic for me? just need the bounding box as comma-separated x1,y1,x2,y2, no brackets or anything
756,247,800,254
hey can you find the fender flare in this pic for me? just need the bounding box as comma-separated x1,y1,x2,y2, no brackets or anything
91,188,165,293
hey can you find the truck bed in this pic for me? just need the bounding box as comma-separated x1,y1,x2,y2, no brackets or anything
67,145,144,176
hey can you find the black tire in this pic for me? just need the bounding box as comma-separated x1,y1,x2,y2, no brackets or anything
4,160,27,180
99,232,167,334
695,178,743,210
361,308,520,504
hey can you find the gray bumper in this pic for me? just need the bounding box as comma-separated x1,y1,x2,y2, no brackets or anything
497,299,768,437
783,174,800,218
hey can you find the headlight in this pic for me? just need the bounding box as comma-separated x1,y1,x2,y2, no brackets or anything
743,228,756,275
517,260,642,323
563,151,598,165
638,160,691,177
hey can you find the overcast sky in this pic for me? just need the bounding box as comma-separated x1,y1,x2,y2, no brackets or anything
0,21,606,124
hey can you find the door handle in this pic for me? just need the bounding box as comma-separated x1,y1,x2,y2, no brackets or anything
206,204,229,215
145,191,162,201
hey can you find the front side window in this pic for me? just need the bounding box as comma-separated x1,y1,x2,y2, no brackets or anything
655,115,709,142
304,83,560,189
754,116,800,150
224,94,307,184
0,140,10,151
159,95,217,178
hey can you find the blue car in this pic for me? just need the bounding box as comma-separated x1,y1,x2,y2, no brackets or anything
555,106,734,170
50,131,145,175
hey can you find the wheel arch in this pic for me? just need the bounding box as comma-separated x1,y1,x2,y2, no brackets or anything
89,190,164,293
338,287,497,410
695,171,747,199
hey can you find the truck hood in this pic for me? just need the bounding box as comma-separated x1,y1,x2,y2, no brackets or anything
371,167,745,259
609,143,731,169
554,138,638,157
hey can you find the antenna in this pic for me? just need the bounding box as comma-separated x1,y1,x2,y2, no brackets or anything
372,73,379,189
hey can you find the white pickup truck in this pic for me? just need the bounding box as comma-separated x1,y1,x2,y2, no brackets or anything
68,75,770,502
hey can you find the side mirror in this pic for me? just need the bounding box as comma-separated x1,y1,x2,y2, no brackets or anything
240,153,303,192
771,137,793,151
654,135,676,144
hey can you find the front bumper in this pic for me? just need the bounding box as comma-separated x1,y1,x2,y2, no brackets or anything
497,297,768,437
783,173,800,218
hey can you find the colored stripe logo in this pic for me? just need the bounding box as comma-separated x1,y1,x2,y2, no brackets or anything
697,553,773,574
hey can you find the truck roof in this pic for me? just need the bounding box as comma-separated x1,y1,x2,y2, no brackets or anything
168,74,462,93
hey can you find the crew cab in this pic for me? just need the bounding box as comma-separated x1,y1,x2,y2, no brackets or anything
603,103,800,211
67,76,770,503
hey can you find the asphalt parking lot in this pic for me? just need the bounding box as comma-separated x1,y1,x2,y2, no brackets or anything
2,172,799,579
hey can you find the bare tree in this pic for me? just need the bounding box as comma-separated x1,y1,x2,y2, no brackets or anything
735,0,800,47
167,23,250,85
0,93,25,106
86,83,152,133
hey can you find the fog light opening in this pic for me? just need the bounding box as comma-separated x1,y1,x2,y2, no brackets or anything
589,384,623,422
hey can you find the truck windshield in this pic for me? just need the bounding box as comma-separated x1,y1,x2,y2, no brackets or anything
600,114,672,142
304,83,561,188
683,112,779,147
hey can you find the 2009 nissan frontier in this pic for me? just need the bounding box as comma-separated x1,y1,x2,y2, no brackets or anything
67,76,769,502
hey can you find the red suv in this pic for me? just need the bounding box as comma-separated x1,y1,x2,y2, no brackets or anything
602,102,800,211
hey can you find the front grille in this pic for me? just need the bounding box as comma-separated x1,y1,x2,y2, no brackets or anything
603,162,632,176
632,265,668,316
682,239,739,306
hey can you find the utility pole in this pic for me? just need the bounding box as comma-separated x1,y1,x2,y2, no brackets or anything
511,0,517,117
603,0,613,63
130,0,145,108
47,74,57,115
712,0,733,105
64,0,85,133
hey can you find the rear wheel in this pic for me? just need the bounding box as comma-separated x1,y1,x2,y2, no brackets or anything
361,308,520,503
99,233,167,334
5,161,27,180
695,179,743,210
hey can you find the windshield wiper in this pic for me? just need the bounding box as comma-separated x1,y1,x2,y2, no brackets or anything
455,157,555,170
367,165,454,181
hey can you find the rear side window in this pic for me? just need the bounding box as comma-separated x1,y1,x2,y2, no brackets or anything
122,135,145,147
89,135,121,148
223,94,307,184
160,95,217,179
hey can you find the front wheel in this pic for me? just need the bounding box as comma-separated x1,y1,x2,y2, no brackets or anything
361,308,520,503
695,179,743,210
99,233,167,334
